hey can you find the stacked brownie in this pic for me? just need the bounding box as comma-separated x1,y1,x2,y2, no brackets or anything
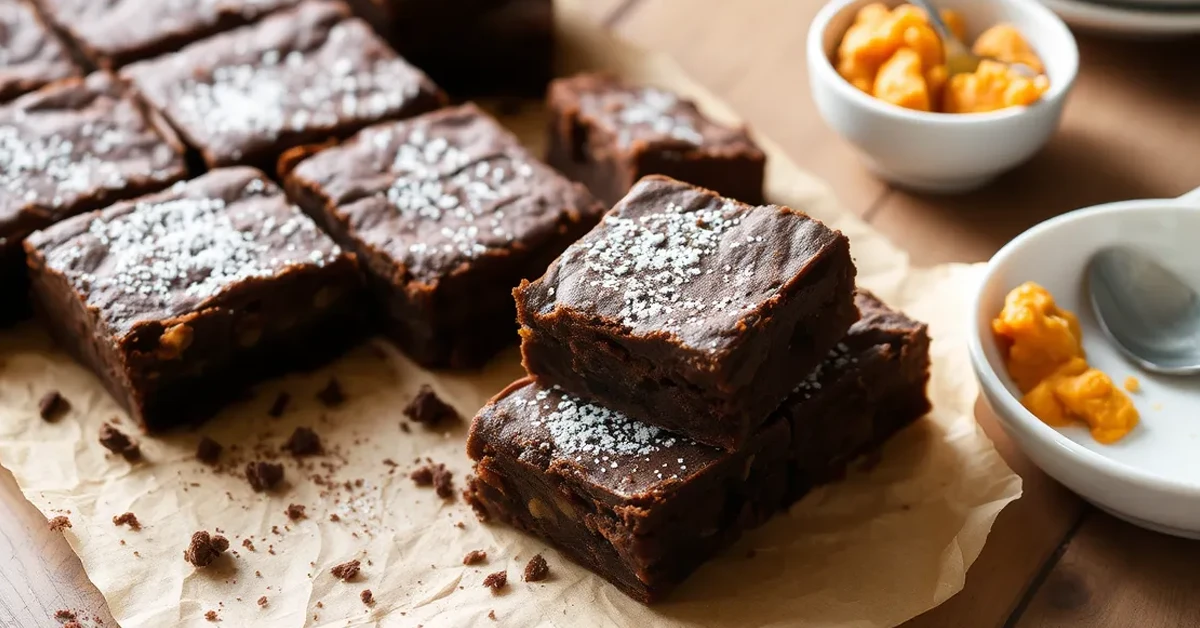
467,177,933,601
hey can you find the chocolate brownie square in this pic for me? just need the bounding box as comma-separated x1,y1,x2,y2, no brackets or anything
515,175,858,451
282,103,606,367
0,72,187,324
466,293,930,602
24,167,364,431
547,73,766,206
36,0,302,69
0,0,78,102
122,0,446,172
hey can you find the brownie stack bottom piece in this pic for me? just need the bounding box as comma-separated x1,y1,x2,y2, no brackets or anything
466,291,931,602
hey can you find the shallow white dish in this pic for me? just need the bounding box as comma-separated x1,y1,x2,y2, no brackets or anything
1039,0,1200,37
970,187,1200,538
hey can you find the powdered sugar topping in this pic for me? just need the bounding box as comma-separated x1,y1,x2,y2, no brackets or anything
611,87,704,147
1,122,136,210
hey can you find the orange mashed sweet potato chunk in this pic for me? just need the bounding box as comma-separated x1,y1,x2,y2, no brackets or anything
993,282,1139,444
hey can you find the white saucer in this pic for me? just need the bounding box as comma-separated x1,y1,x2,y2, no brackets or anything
970,187,1200,539
1039,0,1200,37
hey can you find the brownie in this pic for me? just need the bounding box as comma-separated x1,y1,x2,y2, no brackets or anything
0,72,187,324
282,103,606,367
515,175,858,451
36,0,302,69
24,167,364,431
467,291,931,603
122,0,446,172
347,0,552,97
546,73,766,206
0,0,78,102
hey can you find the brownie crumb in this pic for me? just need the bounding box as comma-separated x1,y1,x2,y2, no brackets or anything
463,550,487,565
316,378,345,407
409,463,454,499
483,570,507,592
63,622,82,628
283,426,323,457
268,392,291,417
257,596,268,607
285,504,306,520
48,516,71,531
196,437,223,465
331,559,361,581
185,530,230,567
488,609,497,621
54,609,76,621
204,609,218,621
245,461,284,492
360,589,374,606
399,422,411,433
112,512,141,530
524,554,549,582
242,538,255,552
329,513,340,522
38,391,70,421
99,423,141,461
403,385,458,425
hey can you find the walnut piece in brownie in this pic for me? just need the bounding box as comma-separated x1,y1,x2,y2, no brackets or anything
98,423,141,461
463,549,487,565
524,554,549,582
331,559,361,581
112,512,141,530
285,504,306,520
360,589,374,606
483,571,507,591
196,437,223,465
184,530,229,567
38,391,70,421
268,392,290,417
121,0,445,171
245,461,285,492
283,426,323,457
316,378,344,407
404,385,458,426
48,516,71,531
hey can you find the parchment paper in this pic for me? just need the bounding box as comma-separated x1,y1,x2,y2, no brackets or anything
0,2,1022,626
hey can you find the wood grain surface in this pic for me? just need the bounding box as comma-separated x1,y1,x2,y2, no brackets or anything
2,2,1198,627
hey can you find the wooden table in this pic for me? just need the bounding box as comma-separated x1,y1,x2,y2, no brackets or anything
3,3,1199,626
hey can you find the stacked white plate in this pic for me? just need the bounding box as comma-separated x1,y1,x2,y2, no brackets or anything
1038,0,1200,37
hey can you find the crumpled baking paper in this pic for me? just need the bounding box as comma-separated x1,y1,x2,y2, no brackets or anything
0,2,1021,626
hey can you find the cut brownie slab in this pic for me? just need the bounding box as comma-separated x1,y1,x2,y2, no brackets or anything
24,167,364,431
36,0,302,69
467,291,931,603
516,175,858,451
547,73,766,206
0,72,187,324
122,0,446,172
282,103,606,367
0,0,79,103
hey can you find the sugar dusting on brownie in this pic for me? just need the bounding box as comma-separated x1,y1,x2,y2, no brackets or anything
610,87,704,147
794,342,858,399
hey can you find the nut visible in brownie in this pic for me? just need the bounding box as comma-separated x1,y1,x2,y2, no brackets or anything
404,386,458,426
48,515,72,531
184,530,229,567
196,437,223,465
516,175,858,451
281,103,606,368
330,559,361,581
283,426,323,457
285,504,306,520
523,554,549,582
0,1,78,103
482,570,507,591
24,167,365,431
245,461,285,492
121,1,446,172
112,512,141,530
98,423,141,461
38,391,70,421
463,549,487,565
546,73,766,206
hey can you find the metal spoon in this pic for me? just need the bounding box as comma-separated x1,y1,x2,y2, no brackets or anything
907,0,1038,77
1088,246,1200,375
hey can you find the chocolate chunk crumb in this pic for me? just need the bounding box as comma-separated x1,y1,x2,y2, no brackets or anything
409,463,454,498
399,422,411,433
316,378,345,407
205,609,218,621
242,539,255,551
463,550,487,565
360,589,374,606
54,610,76,621
245,461,284,492
38,391,70,421
403,385,458,425
410,465,434,486
268,392,291,417
285,504,306,520
99,423,141,461
113,512,141,530
329,513,340,522
257,596,268,607
185,530,229,567
331,559,361,581
524,554,549,582
48,516,71,531
196,437,223,465
63,622,82,628
283,426,323,457
488,609,497,621
483,570,507,591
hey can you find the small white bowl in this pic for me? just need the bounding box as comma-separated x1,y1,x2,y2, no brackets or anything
807,0,1079,193
970,187,1200,538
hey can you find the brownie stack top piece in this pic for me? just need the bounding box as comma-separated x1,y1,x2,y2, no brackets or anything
122,0,445,170
0,0,78,102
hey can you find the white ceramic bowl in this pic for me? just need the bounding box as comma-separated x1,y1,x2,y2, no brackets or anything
807,0,1079,193
970,187,1200,538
